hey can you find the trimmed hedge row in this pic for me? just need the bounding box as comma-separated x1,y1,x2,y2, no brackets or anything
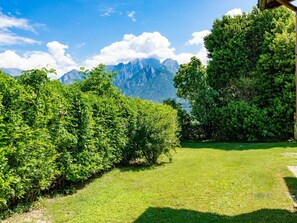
0,67,179,215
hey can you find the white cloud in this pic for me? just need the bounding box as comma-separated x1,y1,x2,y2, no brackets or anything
0,12,34,31
85,32,176,67
0,32,40,45
47,41,76,67
186,30,211,46
0,11,39,46
225,8,243,17
0,50,55,71
174,48,209,65
195,47,209,65
85,31,210,67
179,30,211,65
128,11,136,22
0,31,211,77
0,41,77,78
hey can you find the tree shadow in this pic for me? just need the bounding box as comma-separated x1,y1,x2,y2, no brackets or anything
134,176,297,223
120,161,171,173
182,141,297,151
134,207,297,223
284,177,297,202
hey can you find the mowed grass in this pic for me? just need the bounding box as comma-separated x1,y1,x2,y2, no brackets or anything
5,142,297,223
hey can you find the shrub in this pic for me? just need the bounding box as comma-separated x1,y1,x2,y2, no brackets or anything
134,100,179,164
0,72,57,212
213,101,270,141
0,67,180,215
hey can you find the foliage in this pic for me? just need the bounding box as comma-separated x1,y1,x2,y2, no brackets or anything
0,66,179,217
80,64,119,97
173,57,217,139
212,101,271,141
174,57,206,102
163,99,203,140
133,100,179,164
174,7,296,141
0,71,58,213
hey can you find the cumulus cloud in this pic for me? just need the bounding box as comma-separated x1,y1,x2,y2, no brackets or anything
0,11,39,45
186,30,211,46
174,47,209,65
128,11,136,22
84,31,211,67
0,41,77,78
225,8,243,17
0,31,211,77
47,41,76,67
182,30,211,65
85,32,176,67
194,47,209,65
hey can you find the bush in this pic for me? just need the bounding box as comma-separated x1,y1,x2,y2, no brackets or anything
0,67,179,215
133,100,179,164
213,101,271,141
0,72,57,212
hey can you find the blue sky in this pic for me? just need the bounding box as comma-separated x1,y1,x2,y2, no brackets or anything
0,0,256,77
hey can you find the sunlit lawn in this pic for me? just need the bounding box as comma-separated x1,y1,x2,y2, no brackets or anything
5,142,297,222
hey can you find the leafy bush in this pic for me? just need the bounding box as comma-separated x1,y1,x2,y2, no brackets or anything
213,101,271,141
133,100,179,164
0,72,58,212
0,67,179,216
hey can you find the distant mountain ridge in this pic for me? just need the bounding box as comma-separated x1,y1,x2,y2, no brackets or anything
109,58,179,102
0,68,23,77
59,69,84,85
59,58,180,103
1,58,181,103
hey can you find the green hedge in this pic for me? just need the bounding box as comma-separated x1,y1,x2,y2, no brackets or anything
212,101,271,141
0,67,179,216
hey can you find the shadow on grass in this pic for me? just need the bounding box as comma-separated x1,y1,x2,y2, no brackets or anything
284,177,297,202
182,141,297,151
134,207,297,223
130,176,297,223
120,161,170,173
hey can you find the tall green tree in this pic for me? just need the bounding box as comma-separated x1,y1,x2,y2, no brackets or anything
175,7,296,141
174,57,217,138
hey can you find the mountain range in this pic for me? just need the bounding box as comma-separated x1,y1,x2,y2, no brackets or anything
1,58,181,104
59,58,180,103
1,68,23,77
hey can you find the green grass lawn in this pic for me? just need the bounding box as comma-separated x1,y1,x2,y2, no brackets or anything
4,142,297,223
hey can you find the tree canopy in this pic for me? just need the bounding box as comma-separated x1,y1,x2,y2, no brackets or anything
174,7,296,141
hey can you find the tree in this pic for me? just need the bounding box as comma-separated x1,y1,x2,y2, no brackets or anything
80,64,119,97
174,57,217,138
204,6,295,140
174,57,206,102
173,7,296,141
255,7,295,138
205,12,250,96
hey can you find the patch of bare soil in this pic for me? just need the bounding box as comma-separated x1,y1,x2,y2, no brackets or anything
2,208,51,223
